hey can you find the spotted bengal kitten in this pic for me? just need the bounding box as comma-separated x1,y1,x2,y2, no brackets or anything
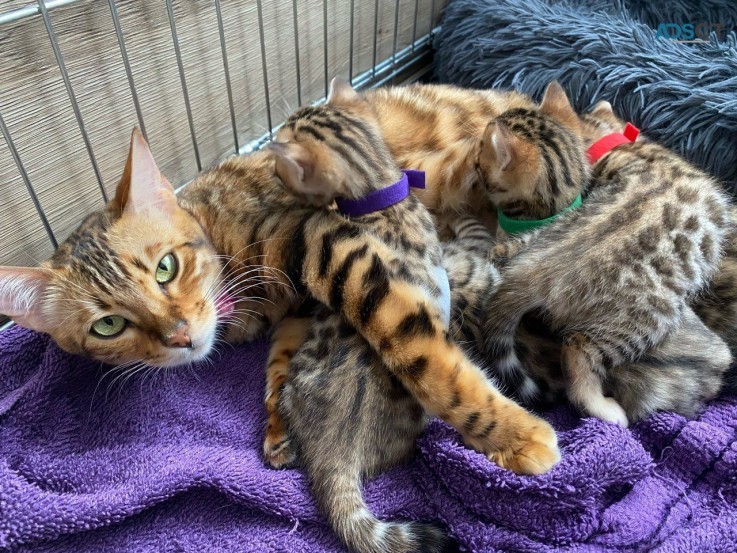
445,216,731,422
484,93,733,426
263,218,503,553
273,304,454,553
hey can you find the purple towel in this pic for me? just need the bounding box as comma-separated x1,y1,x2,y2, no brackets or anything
1,325,736,552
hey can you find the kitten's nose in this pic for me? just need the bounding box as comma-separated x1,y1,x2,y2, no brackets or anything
166,321,193,349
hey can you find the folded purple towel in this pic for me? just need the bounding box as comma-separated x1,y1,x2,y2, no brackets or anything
1,325,736,551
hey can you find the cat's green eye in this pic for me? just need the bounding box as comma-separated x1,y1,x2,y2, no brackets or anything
91,315,127,338
155,253,178,284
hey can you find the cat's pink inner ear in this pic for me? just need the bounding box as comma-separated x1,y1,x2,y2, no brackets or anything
326,77,361,106
118,129,176,217
489,122,515,171
0,266,52,331
269,142,315,195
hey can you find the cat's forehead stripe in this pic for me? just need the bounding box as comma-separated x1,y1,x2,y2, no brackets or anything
52,208,134,296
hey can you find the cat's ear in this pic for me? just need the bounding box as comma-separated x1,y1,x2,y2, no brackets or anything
0,266,53,332
591,100,614,116
111,128,177,217
326,77,362,106
540,81,578,129
483,120,518,171
267,141,317,197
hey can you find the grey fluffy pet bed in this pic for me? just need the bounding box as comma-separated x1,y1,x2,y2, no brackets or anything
434,0,737,193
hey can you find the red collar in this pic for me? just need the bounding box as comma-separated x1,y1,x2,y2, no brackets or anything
586,122,640,164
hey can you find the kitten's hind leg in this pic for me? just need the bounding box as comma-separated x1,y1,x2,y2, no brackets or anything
562,333,629,427
264,316,310,468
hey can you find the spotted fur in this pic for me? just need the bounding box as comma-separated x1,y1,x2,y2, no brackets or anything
445,215,732,422
693,204,737,392
484,95,733,426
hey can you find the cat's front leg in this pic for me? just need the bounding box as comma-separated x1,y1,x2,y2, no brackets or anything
263,316,309,468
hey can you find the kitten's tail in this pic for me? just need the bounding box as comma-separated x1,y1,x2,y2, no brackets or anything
310,463,457,553
483,276,544,403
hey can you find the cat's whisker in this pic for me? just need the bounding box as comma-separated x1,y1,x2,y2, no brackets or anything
211,277,289,306
222,277,287,298
109,360,152,399
203,240,292,299
110,362,145,392
223,316,256,331
204,262,289,304
142,365,164,395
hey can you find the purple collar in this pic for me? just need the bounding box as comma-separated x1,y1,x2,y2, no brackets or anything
335,170,425,217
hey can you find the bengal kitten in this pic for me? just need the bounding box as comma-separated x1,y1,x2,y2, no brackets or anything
276,217,572,552
273,305,455,553
693,204,737,392
0,82,558,475
484,95,733,426
364,82,589,237
445,216,731,422
365,83,536,231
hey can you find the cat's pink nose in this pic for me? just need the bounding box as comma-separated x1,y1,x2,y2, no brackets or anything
166,322,192,349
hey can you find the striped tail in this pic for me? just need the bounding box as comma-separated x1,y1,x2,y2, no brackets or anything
310,463,456,553
483,277,543,403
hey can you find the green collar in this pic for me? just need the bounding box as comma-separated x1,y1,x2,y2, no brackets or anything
497,194,582,235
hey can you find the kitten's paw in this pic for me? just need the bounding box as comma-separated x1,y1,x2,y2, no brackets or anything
263,433,297,469
590,397,629,428
484,412,560,475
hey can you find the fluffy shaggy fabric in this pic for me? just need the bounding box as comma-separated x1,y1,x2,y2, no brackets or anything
434,0,737,193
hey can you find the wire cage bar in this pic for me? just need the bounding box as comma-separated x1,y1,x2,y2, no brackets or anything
291,0,302,107
38,0,108,202
256,0,273,141
165,0,202,172
108,0,148,141
214,0,239,154
0,0,444,328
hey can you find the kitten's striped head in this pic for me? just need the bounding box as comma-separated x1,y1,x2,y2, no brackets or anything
269,78,399,205
0,130,224,368
478,82,589,220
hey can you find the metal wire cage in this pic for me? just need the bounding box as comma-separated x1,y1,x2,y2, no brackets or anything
0,0,444,258
0,0,443,326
